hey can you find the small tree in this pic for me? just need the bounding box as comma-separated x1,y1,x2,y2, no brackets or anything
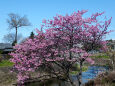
10,10,111,86
29,31,34,39
7,13,31,43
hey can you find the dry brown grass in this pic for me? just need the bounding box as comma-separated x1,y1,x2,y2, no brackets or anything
84,71,115,86
0,67,16,86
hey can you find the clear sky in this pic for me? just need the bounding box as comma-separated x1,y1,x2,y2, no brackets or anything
0,0,115,43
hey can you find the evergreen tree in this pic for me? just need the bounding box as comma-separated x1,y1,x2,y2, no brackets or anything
29,31,34,39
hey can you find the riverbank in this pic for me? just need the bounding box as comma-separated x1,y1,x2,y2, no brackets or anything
0,67,16,86
0,65,112,86
84,71,115,86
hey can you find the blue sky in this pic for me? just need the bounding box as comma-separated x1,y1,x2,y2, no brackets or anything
0,0,115,42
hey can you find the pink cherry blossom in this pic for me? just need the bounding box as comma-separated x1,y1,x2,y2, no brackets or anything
10,10,111,85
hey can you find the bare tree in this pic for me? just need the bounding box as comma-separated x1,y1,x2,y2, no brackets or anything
3,33,23,44
7,13,31,43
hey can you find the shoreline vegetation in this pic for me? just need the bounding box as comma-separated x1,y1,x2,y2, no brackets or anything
84,71,115,86
0,56,114,86
0,52,114,86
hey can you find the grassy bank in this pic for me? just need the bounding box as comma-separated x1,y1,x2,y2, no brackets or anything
70,65,88,75
0,60,14,67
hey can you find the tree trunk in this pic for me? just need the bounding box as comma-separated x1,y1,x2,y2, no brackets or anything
78,62,83,86
15,27,17,43
68,77,76,86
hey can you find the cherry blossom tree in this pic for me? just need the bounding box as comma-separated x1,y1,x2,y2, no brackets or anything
10,10,111,86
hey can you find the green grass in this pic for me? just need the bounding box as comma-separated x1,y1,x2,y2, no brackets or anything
70,65,88,75
0,60,14,67
90,53,109,59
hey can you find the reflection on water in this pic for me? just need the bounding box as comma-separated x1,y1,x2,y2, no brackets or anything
72,66,109,84
26,66,109,86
